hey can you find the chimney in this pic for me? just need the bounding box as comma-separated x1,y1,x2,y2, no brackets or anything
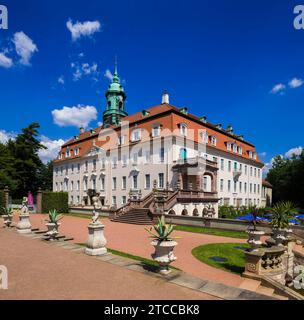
162,91,170,104
80,127,85,134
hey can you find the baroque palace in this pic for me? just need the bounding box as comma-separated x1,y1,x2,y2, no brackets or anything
53,66,264,224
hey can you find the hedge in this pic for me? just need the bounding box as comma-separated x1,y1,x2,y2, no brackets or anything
0,190,5,209
42,192,69,214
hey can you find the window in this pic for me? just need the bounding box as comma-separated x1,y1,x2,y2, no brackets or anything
180,123,187,136
239,164,242,172
77,180,80,191
131,128,141,142
77,196,80,204
122,196,127,205
133,175,138,189
112,196,117,206
152,124,161,137
92,178,96,190
101,176,105,191
117,135,125,146
220,179,224,192
93,159,97,171
66,147,71,158
253,153,257,160
254,184,256,194
145,174,151,189
233,144,238,153
60,167,63,175
258,184,260,194
159,148,165,163
180,148,187,160
158,173,164,189
228,161,231,172
55,182,58,192
244,182,247,193
227,142,232,151
101,158,106,170
133,153,138,165
145,150,150,163
65,166,68,175
84,179,88,191
122,176,126,190
210,135,217,146
250,183,252,193
228,180,231,192
203,177,208,191
55,167,58,175
220,159,224,171
213,157,218,163
249,151,253,159
239,182,242,193
112,157,117,169
71,164,74,173
64,180,68,192
239,146,243,155
112,177,117,190
85,161,88,172
122,154,127,167
234,181,237,193
245,165,248,175
70,181,74,191
200,131,208,144
60,182,63,191
254,168,257,177
74,147,79,156
250,167,253,176
234,162,238,172
77,163,80,173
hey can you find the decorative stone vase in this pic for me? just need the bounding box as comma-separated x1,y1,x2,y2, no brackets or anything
45,222,60,241
247,230,265,251
2,215,13,228
293,265,304,290
151,240,177,274
272,228,288,246
85,222,107,256
17,213,32,234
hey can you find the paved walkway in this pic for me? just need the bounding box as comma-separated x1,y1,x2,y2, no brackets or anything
0,228,218,300
18,214,246,288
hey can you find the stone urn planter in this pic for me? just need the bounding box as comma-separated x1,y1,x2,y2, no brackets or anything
293,265,304,290
146,215,179,275
272,228,288,246
151,240,177,274
2,214,13,228
247,229,265,251
44,210,63,241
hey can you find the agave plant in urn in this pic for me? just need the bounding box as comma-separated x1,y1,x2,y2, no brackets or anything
1,207,13,228
45,210,63,241
146,215,179,275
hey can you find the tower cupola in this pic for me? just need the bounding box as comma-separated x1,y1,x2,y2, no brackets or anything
103,61,128,127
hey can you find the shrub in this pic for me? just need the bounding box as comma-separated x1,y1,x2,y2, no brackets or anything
42,192,69,214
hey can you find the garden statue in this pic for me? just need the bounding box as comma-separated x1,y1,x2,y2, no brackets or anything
92,196,100,224
85,196,107,256
17,196,32,234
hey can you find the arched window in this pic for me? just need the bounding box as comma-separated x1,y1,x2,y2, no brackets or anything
168,210,176,215
181,209,188,216
179,123,188,136
193,208,199,216
119,101,123,109
108,101,111,108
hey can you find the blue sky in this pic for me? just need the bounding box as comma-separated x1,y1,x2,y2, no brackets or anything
0,0,303,165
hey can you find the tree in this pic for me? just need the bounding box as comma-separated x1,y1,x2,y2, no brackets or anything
39,161,53,191
267,151,304,208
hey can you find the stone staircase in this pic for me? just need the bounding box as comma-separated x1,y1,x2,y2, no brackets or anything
239,278,288,300
112,208,153,225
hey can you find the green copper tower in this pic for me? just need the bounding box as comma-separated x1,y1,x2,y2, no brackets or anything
103,62,128,127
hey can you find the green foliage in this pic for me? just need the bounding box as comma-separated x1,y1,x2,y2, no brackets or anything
42,192,69,214
145,215,178,241
0,123,53,198
218,204,263,219
1,207,13,216
45,209,63,225
267,152,304,207
269,201,298,229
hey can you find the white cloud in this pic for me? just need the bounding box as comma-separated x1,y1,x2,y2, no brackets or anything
58,75,65,85
71,61,99,81
0,130,15,144
288,78,303,89
66,19,101,41
285,146,303,158
52,105,98,128
259,152,267,158
104,69,113,81
0,52,13,68
13,31,38,66
270,83,285,94
39,136,65,163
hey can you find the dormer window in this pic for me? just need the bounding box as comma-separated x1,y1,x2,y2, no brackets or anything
210,135,217,146
131,128,141,142
248,150,253,159
152,124,161,137
253,152,257,160
74,147,79,156
227,142,232,152
233,144,238,153
66,147,71,158
200,131,208,144
179,123,188,137
238,146,243,155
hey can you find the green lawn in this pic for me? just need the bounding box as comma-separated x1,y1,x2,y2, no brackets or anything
174,225,247,239
192,243,250,275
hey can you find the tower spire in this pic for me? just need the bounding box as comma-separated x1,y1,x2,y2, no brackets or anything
114,55,118,75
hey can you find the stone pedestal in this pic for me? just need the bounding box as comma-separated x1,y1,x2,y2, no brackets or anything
85,222,107,256
17,214,32,234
